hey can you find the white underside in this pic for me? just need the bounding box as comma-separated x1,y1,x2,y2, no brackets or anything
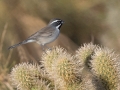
27,40,35,43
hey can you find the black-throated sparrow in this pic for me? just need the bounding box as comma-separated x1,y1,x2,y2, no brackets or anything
8,19,64,50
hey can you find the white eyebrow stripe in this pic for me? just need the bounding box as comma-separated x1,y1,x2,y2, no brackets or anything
49,20,60,24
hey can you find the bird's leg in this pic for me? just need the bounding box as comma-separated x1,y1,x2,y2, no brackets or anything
41,45,45,51
44,45,52,50
41,44,52,51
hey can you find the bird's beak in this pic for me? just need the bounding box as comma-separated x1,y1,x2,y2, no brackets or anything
62,21,64,23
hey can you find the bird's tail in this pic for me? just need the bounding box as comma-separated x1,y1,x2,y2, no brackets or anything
8,39,35,50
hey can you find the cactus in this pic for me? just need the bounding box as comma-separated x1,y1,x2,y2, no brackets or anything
41,46,66,74
76,43,98,67
90,47,120,90
10,43,120,90
76,43,104,90
42,47,82,89
10,63,53,90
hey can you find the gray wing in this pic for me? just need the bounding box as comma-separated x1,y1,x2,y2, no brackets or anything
27,26,56,40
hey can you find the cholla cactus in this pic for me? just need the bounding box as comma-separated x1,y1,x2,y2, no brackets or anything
10,43,120,90
90,47,120,90
41,46,66,74
10,63,52,90
42,47,82,89
75,43,103,90
76,43,98,68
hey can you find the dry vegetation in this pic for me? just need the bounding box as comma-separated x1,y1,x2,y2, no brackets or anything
0,24,14,90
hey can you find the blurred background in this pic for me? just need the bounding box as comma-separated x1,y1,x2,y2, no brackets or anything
0,0,120,89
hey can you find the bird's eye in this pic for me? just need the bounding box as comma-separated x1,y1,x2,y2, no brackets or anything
57,21,61,24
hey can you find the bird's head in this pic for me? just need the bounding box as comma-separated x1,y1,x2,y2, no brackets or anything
48,18,64,29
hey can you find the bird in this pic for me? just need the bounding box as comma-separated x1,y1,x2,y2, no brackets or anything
8,18,64,50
